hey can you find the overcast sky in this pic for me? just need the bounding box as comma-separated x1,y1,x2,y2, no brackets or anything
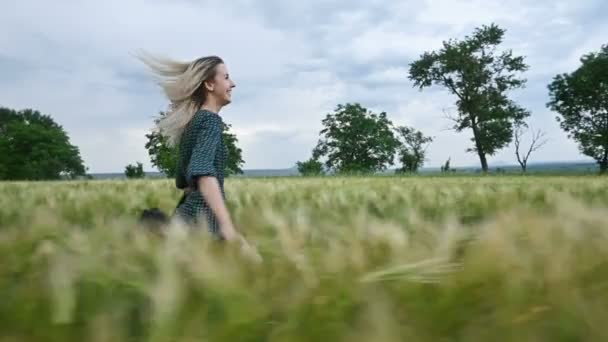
1,0,606,172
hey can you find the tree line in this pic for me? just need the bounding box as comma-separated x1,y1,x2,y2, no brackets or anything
298,24,608,175
1,23,607,181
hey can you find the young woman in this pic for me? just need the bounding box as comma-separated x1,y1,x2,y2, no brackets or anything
138,53,247,245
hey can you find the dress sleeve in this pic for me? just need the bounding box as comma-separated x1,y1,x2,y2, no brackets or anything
187,114,222,182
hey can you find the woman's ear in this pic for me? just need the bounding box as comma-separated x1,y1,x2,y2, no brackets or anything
203,80,214,92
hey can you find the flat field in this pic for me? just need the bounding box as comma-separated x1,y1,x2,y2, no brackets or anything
1,176,607,341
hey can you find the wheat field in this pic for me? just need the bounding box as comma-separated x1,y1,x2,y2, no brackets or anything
1,175,607,341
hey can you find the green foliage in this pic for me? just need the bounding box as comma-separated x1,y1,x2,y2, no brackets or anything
547,44,608,174
145,111,244,177
0,107,86,180
409,23,530,172
222,122,245,176
313,103,401,174
394,126,433,173
296,158,324,176
144,113,178,177
124,162,145,179
1,176,608,341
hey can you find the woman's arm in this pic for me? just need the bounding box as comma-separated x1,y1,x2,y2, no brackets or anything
198,176,238,240
198,176,262,262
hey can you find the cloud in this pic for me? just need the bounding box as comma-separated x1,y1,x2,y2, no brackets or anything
0,0,604,172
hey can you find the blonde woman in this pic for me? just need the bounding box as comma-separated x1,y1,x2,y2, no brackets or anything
138,53,250,248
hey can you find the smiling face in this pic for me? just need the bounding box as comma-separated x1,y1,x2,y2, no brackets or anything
204,63,236,106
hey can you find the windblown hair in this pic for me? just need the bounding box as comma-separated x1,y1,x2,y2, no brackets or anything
137,51,224,146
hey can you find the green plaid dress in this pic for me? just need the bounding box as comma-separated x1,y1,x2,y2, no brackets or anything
173,110,227,236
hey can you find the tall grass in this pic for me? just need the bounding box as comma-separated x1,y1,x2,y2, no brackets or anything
1,176,607,341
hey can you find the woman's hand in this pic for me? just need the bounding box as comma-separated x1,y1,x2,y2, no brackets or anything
238,236,263,263
222,224,262,263
220,221,240,241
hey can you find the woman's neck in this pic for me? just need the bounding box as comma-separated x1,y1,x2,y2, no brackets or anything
201,99,222,115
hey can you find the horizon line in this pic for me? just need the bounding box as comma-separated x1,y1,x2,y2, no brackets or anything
88,159,597,174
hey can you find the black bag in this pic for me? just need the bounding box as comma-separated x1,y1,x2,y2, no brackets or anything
138,192,188,233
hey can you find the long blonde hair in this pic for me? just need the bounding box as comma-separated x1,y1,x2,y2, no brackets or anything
137,51,224,146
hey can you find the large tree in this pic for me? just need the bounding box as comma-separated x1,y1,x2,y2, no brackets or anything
547,44,608,174
394,126,433,173
221,123,245,176
409,24,530,172
0,107,86,180
312,103,400,174
145,111,245,177
145,114,178,178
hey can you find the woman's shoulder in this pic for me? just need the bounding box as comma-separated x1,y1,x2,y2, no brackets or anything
193,109,223,128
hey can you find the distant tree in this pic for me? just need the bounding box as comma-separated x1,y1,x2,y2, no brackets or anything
547,44,608,174
409,24,530,173
313,103,401,174
145,113,178,178
514,123,548,173
440,157,452,173
0,107,86,180
145,111,245,177
296,157,324,176
222,123,245,176
125,162,145,179
394,126,433,173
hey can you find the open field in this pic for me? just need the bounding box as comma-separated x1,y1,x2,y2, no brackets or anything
1,176,608,341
